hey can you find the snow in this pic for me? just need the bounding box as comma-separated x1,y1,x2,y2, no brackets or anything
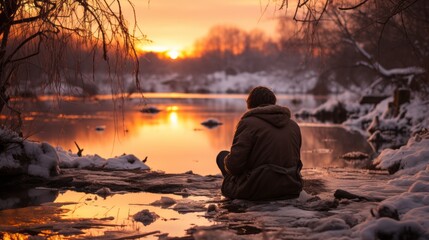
314,91,361,113
172,199,207,213
0,128,25,170
0,155,20,169
358,217,426,240
347,38,426,79
0,128,149,179
298,91,372,123
56,147,149,170
0,128,60,178
352,133,429,239
105,154,149,170
135,70,317,93
40,70,318,95
343,94,429,146
25,141,60,178
374,135,429,175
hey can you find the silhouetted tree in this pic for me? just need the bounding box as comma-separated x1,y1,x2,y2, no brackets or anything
0,0,143,132
193,25,278,73
275,0,428,93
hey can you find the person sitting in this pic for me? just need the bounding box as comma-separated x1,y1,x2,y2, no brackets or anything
217,86,303,201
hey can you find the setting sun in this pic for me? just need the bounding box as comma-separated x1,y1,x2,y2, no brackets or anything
167,50,180,59
136,43,184,59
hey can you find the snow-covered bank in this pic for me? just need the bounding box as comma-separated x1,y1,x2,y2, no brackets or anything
298,88,429,153
0,128,149,179
375,131,429,175
285,91,429,239
344,96,429,139
141,70,318,94
350,132,429,239
37,70,318,96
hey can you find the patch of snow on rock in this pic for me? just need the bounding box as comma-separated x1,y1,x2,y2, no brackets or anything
374,135,429,175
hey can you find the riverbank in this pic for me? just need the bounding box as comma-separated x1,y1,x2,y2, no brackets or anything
0,167,388,239
1,140,429,239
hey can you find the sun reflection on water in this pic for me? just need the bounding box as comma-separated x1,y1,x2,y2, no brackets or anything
54,191,212,238
168,111,179,126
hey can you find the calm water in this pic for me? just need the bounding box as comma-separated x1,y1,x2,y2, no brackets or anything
17,93,373,175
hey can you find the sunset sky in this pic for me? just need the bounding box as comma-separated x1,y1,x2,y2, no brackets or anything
127,0,284,54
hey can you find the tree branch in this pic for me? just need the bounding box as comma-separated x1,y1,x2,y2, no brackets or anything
10,0,56,25
75,0,108,60
4,31,45,65
338,0,368,11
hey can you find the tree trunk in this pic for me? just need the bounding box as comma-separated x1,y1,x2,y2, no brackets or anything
0,67,7,113
0,86,7,113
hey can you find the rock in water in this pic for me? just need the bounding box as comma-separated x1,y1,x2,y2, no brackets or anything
150,196,176,208
201,119,222,129
340,151,369,160
140,106,161,114
95,125,106,131
95,187,112,198
133,209,159,226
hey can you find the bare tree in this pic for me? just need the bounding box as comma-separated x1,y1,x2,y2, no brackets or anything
192,25,278,73
0,0,143,132
272,0,428,93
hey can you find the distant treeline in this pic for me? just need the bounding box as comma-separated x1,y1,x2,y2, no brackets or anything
8,0,429,97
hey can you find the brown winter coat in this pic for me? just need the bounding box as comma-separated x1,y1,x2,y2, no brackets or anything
221,104,303,200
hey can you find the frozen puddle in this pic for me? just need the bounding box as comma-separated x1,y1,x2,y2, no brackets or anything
0,191,213,239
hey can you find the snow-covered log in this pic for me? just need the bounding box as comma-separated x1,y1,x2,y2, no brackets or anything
0,128,60,178
344,38,425,91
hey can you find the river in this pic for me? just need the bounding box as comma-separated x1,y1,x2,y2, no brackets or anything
18,93,373,175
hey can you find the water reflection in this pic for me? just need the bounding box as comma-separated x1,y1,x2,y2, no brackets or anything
0,188,58,210
56,191,210,229
18,93,373,175
0,190,212,239
300,123,373,168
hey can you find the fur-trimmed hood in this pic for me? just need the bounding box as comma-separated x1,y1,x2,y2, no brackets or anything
242,105,291,128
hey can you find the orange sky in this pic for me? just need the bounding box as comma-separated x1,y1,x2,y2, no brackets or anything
126,0,284,54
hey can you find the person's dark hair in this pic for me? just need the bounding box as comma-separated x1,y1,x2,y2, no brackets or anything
246,86,276,109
